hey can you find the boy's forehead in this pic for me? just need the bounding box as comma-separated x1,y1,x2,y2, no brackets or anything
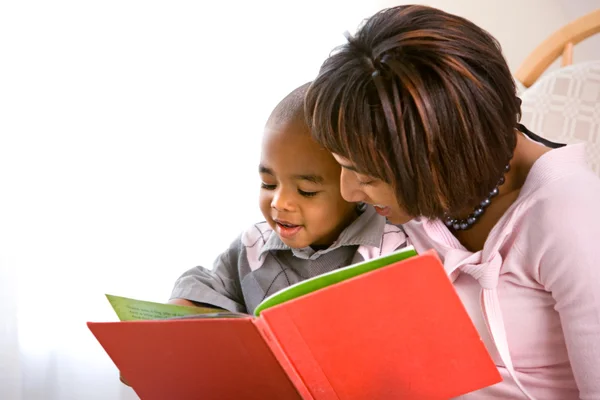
261,126,324,155
260,125,340,180
263,118,310,137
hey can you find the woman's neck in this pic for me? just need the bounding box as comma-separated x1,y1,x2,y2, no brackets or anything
453,131,551,252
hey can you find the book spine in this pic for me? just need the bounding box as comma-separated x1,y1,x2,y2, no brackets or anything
260,311,340,400
253,318,315,400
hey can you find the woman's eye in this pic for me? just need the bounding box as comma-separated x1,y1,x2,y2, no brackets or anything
261,183,276,190
358,179,375,186
356,173,376,186
298,189,318,197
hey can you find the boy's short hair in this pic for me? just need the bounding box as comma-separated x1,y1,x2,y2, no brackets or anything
305,5,521,219
267,82,311,127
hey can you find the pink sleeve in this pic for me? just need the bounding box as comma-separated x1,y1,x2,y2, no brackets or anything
524,181,600,399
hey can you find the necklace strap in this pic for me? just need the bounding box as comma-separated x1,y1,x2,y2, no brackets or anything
517,123,565,149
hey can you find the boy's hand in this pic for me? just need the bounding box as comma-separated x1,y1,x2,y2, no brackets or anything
168,298,201,307
119,372,131,387
168,298,223,309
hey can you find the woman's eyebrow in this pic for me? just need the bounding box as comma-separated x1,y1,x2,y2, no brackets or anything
339,163,359,172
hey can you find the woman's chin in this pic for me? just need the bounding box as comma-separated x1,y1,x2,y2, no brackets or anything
385,211,413,225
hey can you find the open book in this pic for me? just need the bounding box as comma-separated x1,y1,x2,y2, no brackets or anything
88,248,502,400
104,246,419,322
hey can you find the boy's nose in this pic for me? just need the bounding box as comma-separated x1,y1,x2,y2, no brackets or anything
271,189,294,211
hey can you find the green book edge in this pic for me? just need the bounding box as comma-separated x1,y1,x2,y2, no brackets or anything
105,294,225,321
253,245,418,316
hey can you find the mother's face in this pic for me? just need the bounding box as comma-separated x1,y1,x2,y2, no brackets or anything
332,154,413,225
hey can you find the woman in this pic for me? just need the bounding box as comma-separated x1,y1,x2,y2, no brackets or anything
305,5,600,399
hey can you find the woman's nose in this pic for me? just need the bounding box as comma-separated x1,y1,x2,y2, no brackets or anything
340,169,366,203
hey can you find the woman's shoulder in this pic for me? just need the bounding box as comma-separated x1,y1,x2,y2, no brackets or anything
512,154,600,246
518,144,600,214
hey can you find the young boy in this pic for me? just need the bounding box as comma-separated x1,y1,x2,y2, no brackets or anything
169,83,407,314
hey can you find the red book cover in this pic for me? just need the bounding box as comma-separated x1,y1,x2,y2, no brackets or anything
259,251,501,399
88,251,501,399
87,318,302,400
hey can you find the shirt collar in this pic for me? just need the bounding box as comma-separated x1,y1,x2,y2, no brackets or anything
259,205,387,260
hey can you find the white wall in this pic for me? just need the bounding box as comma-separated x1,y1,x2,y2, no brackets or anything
0,1,598,399
381,0,600,73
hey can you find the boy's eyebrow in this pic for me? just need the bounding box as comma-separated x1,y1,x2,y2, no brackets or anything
293,174,325,184
258,164,273,175
259,165,324,184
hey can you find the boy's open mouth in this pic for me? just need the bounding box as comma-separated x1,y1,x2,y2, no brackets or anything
274,219,303,239
276,221,298,228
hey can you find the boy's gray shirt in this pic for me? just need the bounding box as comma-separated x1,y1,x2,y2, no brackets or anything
170,206,407,314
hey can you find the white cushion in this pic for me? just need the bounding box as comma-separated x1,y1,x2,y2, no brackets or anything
520,61,600,176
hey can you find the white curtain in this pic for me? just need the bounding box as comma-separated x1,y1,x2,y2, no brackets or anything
0,1,385,399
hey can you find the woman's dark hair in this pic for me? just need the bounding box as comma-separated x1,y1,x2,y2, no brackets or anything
305,5,521,219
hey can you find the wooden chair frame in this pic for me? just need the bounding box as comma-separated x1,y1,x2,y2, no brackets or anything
515,8,600,88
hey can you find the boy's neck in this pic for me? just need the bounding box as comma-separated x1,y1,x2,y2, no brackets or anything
308,206,361,251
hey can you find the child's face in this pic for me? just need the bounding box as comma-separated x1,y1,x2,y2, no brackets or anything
259,120,358,249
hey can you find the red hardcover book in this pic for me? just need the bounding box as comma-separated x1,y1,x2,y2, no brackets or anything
88,251,501,399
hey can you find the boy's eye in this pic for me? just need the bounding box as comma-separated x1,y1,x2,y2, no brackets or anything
261,183,276,190
298,189,318,197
